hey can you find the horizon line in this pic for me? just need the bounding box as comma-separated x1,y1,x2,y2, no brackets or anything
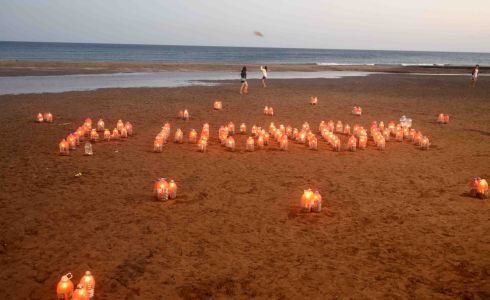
1,40,489,55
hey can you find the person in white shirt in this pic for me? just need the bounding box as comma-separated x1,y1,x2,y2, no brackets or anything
471,64,479,87
260,66,268,88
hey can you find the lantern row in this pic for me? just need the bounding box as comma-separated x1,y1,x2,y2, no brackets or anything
56,271,95,300
59,118,133,156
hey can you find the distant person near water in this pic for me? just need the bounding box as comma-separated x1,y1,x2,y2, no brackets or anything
260,66,268,88
471,64,479,87
240,66,248,95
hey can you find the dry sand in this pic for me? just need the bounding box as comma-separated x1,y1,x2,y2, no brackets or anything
0,74,489,299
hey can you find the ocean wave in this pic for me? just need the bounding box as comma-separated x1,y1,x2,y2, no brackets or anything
400,63,447,67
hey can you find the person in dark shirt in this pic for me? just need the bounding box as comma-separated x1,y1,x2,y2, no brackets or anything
240,66,248,95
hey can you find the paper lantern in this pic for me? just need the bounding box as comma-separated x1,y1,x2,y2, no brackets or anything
419,136,430,150
154,178,169,201
76,128,85,142
225,136,235,151
358,135,367,150
174,129,183,143
56,273,74,300
301,189,321,212
96,119,104,132
178,110,184,119
343,124,351,135
154,137,163,152
251,125,258,137
168,180,177,199
198,138,207,152
470,177,488,198
313,191,322,213
213,101,222,110
280,135,288,151
308,136,318,150
116,120,124,132
335,121,343,133
257,136,264,149
183,109,190,120
79,271,95,299
59,139,70,156
268,107,274,116
201,123,210,140
228,122,235,135
347,135,357,151
379,121,385,131
124,122,133,136
120,127,128,138
388,121,396,134
67,134,77,150
188,129,197,143
111,128,120,140
36,113,44,123
298,131,307,144
352,106,362,116
44,112,53,123
264,106,269,115
395,128,404,142
310,96,318,105
239,123,246,134
103,129,111,141
72,284,89,300
332,137,341,152
413,131,423,145
90,129,99,142
246,137,255,152
84,142,93,156
376,136,386,150
437,113,444,123
263,133,270,145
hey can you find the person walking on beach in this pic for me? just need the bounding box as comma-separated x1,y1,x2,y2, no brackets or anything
471,64,479,87
240,66,248,95
260,65,268,88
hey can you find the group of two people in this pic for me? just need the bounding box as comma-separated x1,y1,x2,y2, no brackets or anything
240,65,268,95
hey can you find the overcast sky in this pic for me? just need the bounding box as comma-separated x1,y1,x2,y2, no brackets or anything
0,0,489,52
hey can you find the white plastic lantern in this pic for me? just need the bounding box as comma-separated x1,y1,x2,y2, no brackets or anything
84,142,93,156
214,101,222,110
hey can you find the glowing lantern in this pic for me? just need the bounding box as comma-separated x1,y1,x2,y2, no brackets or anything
188,129,197,143
347,135,357,151
388,121,396,134
76,128,85,142
301,189,321,212
228,122,235,135
154,178,169,201
225,136,235,151
178,110,184,119
268,107,274,116
96,119,104,132
154,137,163,152
246,137,255,152
103,129,111,141
120,127,128,138
376,137,386,150
395,128,404,142
264,106,269,115
310,96,318,105
358,135,367,150
198,138,207,152
44,112,53,123
84,118,92,132
67,134,77,150
298,131,307,144
111,128,120,140
343,124,351,135
437,113,444,123
124,122,133,136
413,132,423,145
257,136,264,149
59,139,70,156
335,121,343,133
115,120,124,132
79,271,95,299
174,129,183,143
56,273,74,300
239,123,246,134
201,123,210,140
379,121,385,131
90,129,99,142
251,125,258,137
84,142,93,156
419,136,430,150
308,136,318,150
352,106,362,116
213,101,222,110
332,137,341,152
313,191,322,212
72,284,89,300
470,177,488,198
36,113,44,123
183,109,190,120
280,135,288,151
263,133,270,145
168,180,177,199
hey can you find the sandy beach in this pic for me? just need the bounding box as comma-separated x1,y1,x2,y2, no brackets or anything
0,73,489,299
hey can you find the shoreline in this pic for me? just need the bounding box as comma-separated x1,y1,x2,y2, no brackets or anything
0,60,486,77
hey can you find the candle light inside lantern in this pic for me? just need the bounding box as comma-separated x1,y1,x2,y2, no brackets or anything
67,134,77,150
90,129,99,143
44,112,53,123
358,135,367,150
111,128,120,140
308,136,318,150
213,100,222,110
96,119,104,132
335,121,343,133
348,135,357,151
280,135,288,151
36,113,44,123
120,127,128,138
168,180,177,199
395,128,404,142
228,122,235,135
257,135,264,149
198,137,207,152
246,137,255,152
239,123,246,134
59,139,70,155
343,124,351,135
84,118,92,132
188,129,197,143
72,284,89,300
183,109,190,120
301,189,315,212
104,129,111,141
310,96,318,105
419,136,430,150
56,273,74,300
154,137,163,152
79,271,95,299
154,178,169,201
116,120,124,132
225,136,235,151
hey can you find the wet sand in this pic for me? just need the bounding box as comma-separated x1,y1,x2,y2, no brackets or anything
0,59,487,77
0,74,489,299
